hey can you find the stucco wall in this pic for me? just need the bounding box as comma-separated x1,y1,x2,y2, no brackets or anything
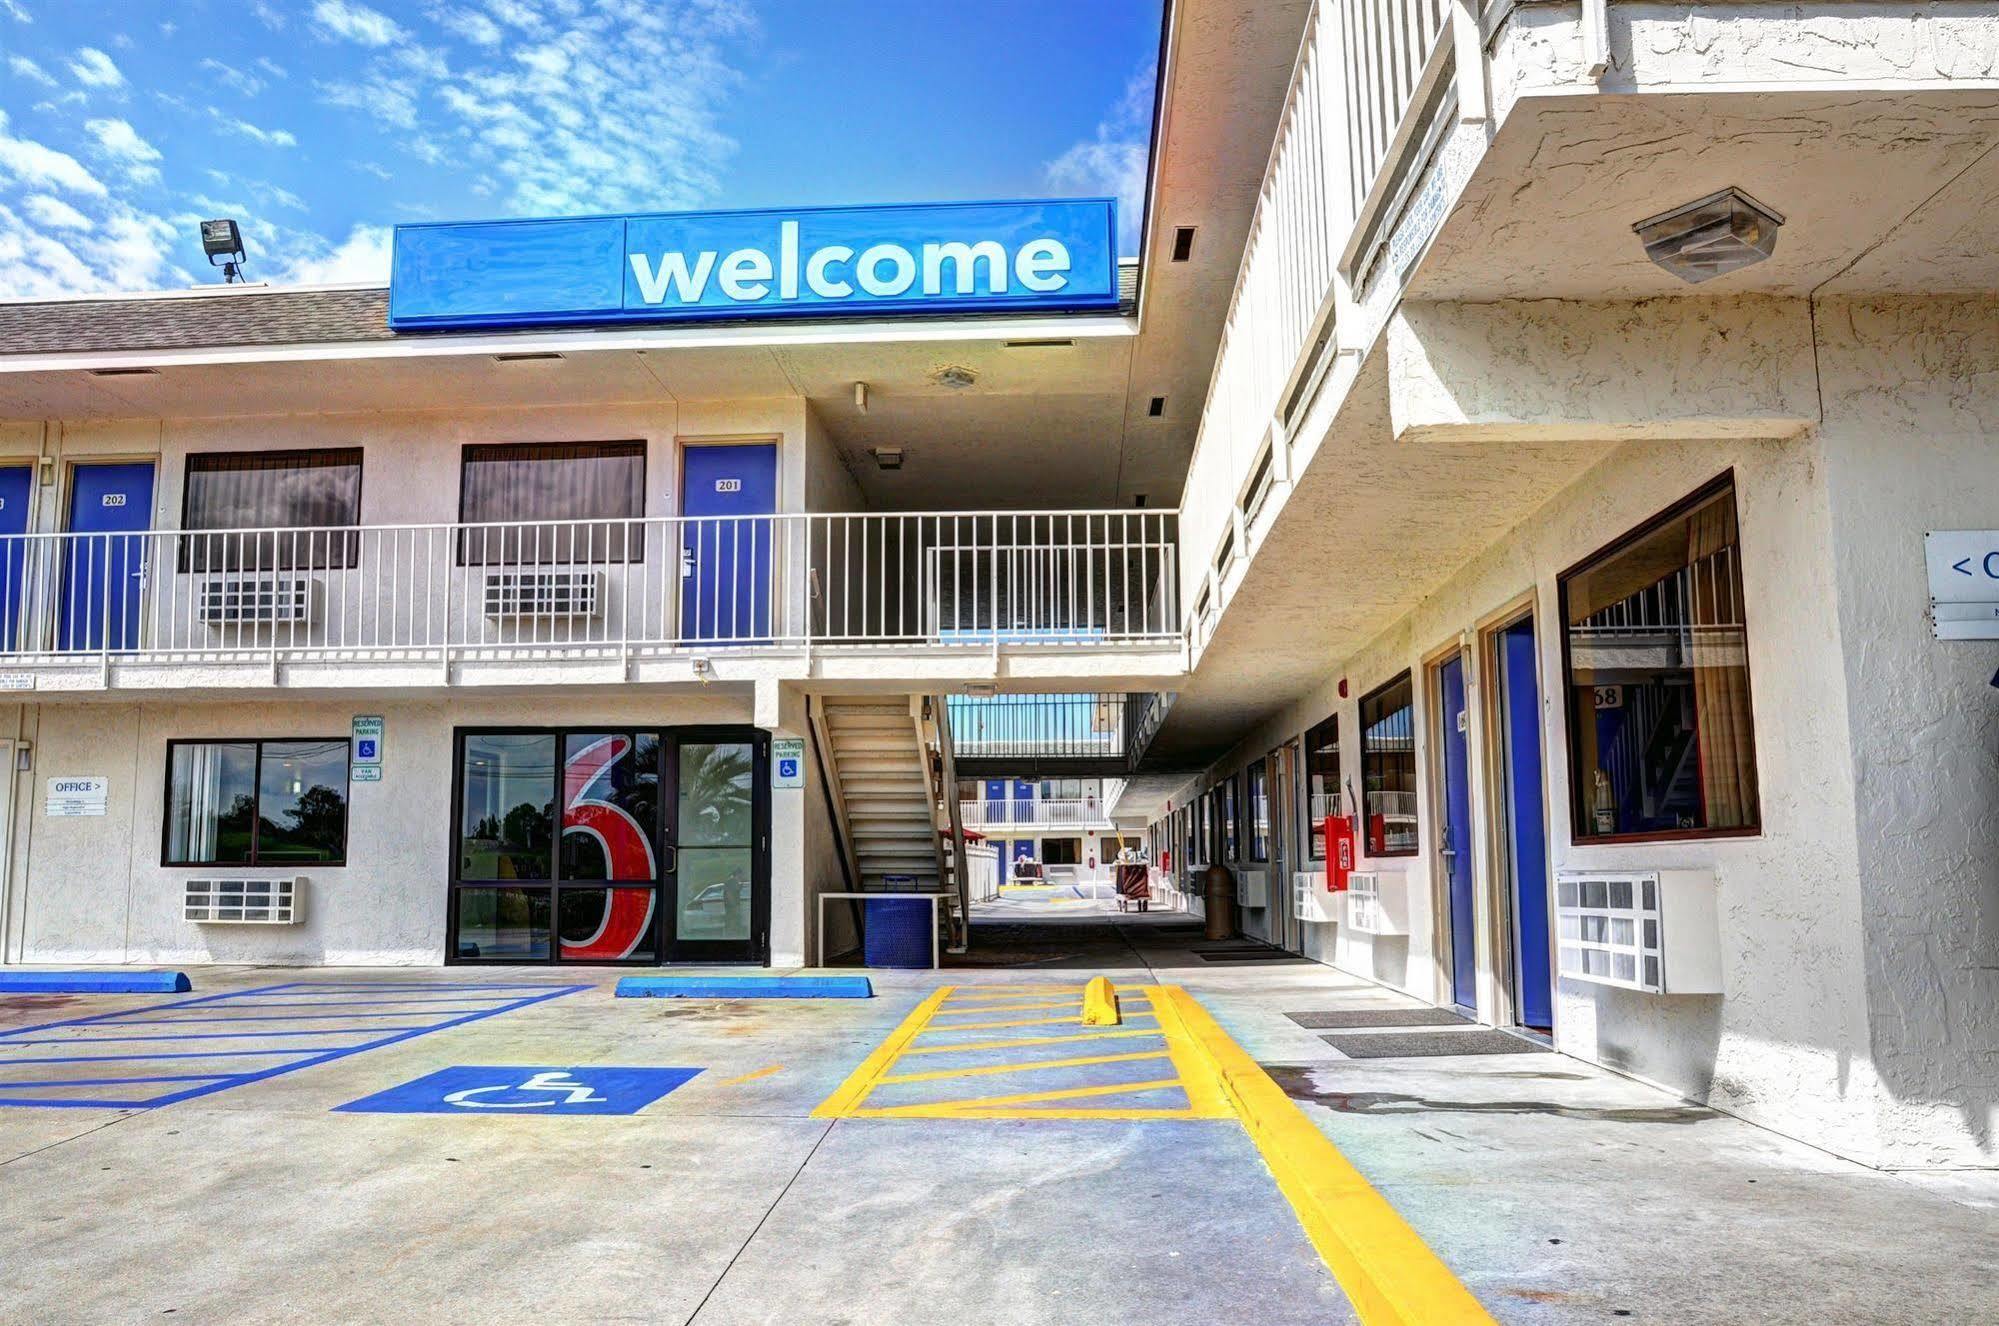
3,690,804,968
1815,296,1999,1168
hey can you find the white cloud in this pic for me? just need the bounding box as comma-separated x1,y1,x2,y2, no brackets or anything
0,200,190,299
311,0,403,47
84,118,162,184
1,0,30,22
207,108,298,148
22,194,92,231
439,7,504,45
8,55,55,87
201,57,268,97
251,1,286,30
1045,62,1156,255
274,223,393,285
256,57,288,80
67,46,125,89
0,111,108,196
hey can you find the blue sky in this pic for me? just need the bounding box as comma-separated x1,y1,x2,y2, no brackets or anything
0,0,1161,298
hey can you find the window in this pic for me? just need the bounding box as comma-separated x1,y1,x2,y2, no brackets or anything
458,441,645,565
1041,837,1081,865
1359,674,1418,856
1305,713,1341,859
165,738,349,866
1560,476,1760,840
181,449,362,571
1242,445,1275,524
1245,759,1269,862
1221,776,1240,861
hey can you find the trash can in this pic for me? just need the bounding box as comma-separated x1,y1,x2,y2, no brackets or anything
864,896,933,968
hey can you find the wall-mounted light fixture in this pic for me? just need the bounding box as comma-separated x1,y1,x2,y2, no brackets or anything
870,447,904,471
1633,187,1783,284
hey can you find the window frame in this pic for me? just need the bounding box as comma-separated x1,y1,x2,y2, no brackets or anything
178,447,365,573
1304,711,1340,863
1245,758,1269,863
456,439,648,567
161,736,351,868
1358,672,1420,858
1221,775,1240,862
1556,471,1762,846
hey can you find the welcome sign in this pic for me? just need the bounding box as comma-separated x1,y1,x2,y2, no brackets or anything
388,198,1120,330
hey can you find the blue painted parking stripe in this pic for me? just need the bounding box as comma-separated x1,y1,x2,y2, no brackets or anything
92,1012,509,1024
0,1074,236,1088
0,981,588,1110
0,1050,341,1065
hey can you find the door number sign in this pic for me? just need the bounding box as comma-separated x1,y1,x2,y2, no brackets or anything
714,478,742,493
335,1066,702,1116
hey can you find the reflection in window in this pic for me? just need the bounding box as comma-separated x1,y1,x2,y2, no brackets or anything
459,733,555,880
181,449,363,571
1305,714,1340,859
559,733,659,881
1246,760,1269,862
456,887,550,961
678,741,754,943
1561,478,1760,839
1360,674,1418,856
1221,776,1240,861
458,441,645,565
167,738,348,866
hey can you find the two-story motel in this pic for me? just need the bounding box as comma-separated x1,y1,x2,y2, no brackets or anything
4,0,1999,1174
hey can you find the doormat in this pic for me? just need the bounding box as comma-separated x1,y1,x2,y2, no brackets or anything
1286,1008,1470,1029
1322,1028,1549,1058
1197,950,1310,963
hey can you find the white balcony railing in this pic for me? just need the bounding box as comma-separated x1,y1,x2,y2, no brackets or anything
958,798,1110,830
0,510,1178,673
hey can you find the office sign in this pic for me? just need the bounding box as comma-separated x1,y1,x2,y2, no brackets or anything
46,776,108,817
1925,531,1999,639
388,198,1120,330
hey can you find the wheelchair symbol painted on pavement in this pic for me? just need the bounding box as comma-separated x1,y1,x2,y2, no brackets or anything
336,1065,702,1116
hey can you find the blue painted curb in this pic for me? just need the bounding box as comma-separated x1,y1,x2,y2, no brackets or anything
0,970,192,994
615,976,873,1000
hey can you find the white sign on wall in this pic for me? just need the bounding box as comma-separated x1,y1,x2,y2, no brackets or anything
352,715,384,767
46,776,108,817
1924,531,1999,640
771,737,805,789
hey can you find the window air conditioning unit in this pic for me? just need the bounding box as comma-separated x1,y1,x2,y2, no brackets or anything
1236,868,1268,909
1293,872,1338,925
198,576,314,626
183,876,302,925
483,569,603,619
1343,870,1409,935
1554,869,1721,995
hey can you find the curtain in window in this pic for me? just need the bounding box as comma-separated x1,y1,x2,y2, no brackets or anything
1686,494,1757,827
182,450,363,571
458,442,645,565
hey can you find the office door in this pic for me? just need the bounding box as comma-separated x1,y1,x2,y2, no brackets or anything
60,462,154,652
0,466,33,649
1438,654,1478,1010
680,443,777,642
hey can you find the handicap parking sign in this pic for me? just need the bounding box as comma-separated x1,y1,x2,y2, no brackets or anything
335,1066,700,1116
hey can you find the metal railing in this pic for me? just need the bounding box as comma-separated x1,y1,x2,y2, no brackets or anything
0,510,1179,670
1339,0,1452,228
958,798,1111,829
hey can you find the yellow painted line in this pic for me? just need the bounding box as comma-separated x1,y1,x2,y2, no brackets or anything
917,1011,1159,1034
928,999,1081,1016
1163,986,1497,1326
865,1077,1187,1115
717,1064,784,1087
943,986,1087,997
879,1049,1170,1085
1147,983,1232,1120
1081,975,1120,1027
811,986,953,1119
850,1104,1210,1122
899,1027,1165,1056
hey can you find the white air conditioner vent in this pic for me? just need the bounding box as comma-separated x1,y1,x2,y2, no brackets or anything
484,569,602,619
1293,872,1338,925
198,576,314,625
183,877,302,925
1555,869,1720,995
1236,868,1268,909
1343,870,1409,935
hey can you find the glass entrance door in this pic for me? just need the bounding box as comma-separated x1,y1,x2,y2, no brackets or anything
451,727,767,965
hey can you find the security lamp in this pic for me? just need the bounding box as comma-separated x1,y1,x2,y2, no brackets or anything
200,218,248,284
871,447,904,471
1633,187,1783,284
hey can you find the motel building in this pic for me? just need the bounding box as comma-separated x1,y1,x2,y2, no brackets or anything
0,0,1997,1179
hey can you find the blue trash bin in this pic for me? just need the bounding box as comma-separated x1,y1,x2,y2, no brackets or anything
864,896,933,969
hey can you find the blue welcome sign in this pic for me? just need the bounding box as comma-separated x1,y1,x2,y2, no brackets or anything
388,198,1120,330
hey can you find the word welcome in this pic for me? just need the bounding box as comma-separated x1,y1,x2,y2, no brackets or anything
630,222,1071,307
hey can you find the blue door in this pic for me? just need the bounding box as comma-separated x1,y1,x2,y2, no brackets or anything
984,778,1009,823
60,462,154,652
1500,620,1553,1030
680,443,777,642
0,466,33,649
1439,655,1477,1010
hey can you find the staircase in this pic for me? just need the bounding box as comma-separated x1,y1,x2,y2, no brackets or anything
813,695,970,956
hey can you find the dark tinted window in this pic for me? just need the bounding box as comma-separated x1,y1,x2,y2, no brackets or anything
459,441,645,565
1305,714,1340,859
181,449,362,571
1360,674,1417,856
167,738,347,865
